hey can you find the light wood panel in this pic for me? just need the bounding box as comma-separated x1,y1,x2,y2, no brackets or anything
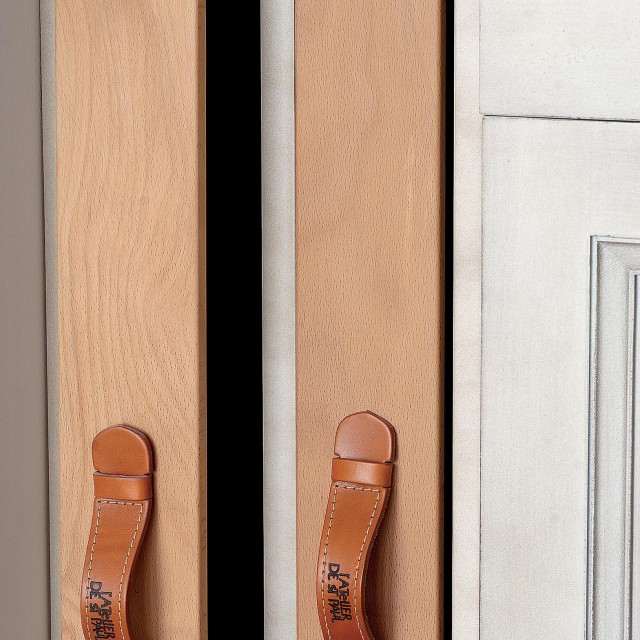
56,1,206,638
296,0,444,637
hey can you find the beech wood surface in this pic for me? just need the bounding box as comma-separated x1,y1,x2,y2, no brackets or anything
56,1,206,637
296,1,445,637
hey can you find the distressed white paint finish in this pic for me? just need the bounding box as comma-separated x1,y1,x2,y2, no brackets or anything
482,116,640,639
261,0,296,637
453,0,482,634
480,0,640,120
589,239,640,640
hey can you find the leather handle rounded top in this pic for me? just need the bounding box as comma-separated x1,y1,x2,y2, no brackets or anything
81,425,154,640
316,411,396,640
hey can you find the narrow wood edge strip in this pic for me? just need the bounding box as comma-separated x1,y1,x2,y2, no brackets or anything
198,4,208,637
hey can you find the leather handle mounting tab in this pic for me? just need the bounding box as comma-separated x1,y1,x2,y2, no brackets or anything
316,411,396,640
81,425,154,640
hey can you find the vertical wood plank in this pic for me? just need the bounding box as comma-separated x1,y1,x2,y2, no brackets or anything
56,1,206,638
296,0,445,637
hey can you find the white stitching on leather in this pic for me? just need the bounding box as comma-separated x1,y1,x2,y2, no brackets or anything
116,502,144,639
85,500,144,640
85,500,104,638
320,484,381,640
350,487,381,640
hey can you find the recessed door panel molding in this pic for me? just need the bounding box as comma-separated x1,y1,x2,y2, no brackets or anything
589,238,640,640
55,1,207,638
480,0,640,120
482,116,640,638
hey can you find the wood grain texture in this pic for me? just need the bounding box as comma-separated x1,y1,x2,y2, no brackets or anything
56,1,206,638
296,1,444,637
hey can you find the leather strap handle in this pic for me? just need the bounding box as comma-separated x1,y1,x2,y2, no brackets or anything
80,425,154,640
316,411,396,640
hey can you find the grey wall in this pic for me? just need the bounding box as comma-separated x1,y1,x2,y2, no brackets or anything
0,0,50,636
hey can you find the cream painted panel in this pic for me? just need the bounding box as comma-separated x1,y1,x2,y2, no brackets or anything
261,0,296,637
453,0,482,635
480,0,640,120
482,116,640,639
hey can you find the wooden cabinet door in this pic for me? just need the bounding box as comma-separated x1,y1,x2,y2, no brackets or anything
0,1,206,637
54,2,207,638
264,0,446,638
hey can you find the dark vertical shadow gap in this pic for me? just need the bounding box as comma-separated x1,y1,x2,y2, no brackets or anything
210,0,263,635
444,0,455,638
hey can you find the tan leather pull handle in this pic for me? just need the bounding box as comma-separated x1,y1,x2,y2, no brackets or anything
81,425,154,640
316,411,396,640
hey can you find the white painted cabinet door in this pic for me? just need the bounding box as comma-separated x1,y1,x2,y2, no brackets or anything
480,0,640,120
481,116,640,639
